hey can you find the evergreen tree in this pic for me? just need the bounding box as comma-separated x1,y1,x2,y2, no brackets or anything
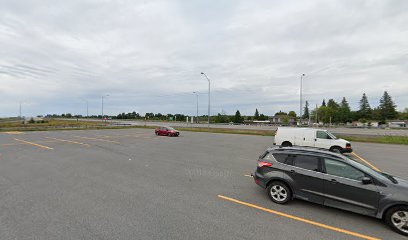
339,97,351,123
327,99,340,123
321,99,326,107
234,110,243,123
254,108,259,120
327,99,339,109
302,101,309,119
379,91,398,120
358,93,372,119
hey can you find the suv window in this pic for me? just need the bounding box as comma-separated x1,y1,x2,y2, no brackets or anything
293,155,320,171
324,159,365,181
271,153,289,163
316,131,331,139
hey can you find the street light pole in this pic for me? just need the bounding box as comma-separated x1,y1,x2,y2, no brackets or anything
82,99,88,118
201,72,210,128
193,92,199,123
19,101,22,119
299,73,305,126
101,94,109,120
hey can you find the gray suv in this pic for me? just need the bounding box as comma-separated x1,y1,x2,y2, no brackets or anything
253,146,408,236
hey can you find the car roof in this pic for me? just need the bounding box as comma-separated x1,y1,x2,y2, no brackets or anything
266,146,348,161
277,127,326,131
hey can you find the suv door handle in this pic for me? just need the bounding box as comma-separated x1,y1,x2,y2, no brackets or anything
329,179,338,184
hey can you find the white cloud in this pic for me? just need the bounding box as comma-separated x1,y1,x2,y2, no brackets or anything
0,0,407,117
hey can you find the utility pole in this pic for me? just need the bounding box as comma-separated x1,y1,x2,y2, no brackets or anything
193,92,199,123
299,73,305,126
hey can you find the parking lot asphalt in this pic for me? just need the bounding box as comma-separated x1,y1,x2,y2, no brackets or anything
0,129,407,240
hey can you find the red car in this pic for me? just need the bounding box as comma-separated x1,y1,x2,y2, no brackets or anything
155,126,180,137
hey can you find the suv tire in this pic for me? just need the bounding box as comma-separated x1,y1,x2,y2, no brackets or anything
267,181,292,204
385,206,408,236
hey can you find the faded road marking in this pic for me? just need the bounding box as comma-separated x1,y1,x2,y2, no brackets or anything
45,137,90,147
73,136,120,144
14,138,53,150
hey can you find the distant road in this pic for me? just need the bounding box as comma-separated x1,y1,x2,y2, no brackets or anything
72,119,408,136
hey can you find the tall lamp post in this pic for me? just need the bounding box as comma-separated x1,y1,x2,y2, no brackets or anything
193,92,199,123
299,74,305,126
82,99,89,118
19,101,22,120
201,72,210,128
101,94,109,121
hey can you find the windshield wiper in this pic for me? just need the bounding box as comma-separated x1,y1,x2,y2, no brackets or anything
381,172,398,184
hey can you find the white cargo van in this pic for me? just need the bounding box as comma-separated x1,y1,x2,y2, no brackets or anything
273,127,352,153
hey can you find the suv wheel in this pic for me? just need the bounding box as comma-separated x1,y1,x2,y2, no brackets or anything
267,181,292,204
385,206,408,236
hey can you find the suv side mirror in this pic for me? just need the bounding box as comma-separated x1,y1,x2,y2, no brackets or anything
361,177,372,185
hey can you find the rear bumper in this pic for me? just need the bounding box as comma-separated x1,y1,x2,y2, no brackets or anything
253,171,267,189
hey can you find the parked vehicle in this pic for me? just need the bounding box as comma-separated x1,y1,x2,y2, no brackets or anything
253,146,408,236
274,127,352,153
155,126,180,137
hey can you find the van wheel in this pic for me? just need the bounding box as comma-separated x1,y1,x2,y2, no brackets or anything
330,146,342,153
281,141,292,147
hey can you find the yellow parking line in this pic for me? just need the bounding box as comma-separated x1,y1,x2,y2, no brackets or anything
14,138,53,150
96,134,137,138
73,136,120,144
218,195,381,240
95,135,115,138
0,140,62,147
45,137,90,147
352,152,381,172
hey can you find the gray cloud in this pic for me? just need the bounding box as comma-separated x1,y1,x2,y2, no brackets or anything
0,0,407,117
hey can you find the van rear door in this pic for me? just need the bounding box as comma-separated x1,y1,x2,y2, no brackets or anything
302,129,315,147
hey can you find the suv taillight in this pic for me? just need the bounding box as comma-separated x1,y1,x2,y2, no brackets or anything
258,161,273,168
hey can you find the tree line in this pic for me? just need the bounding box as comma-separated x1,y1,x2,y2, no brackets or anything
304,91,407,124
44,91,407,124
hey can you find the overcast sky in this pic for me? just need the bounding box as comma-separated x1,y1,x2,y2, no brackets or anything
1,0,407,117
